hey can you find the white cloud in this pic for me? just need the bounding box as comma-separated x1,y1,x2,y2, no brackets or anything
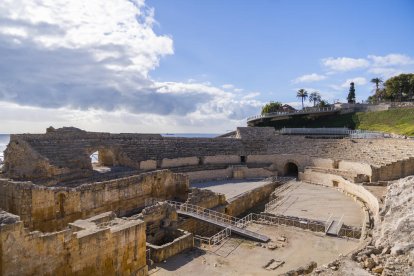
368,54,414,67
341,77,367,88
0,0,262,133
368,67,404,78
322,57,370,72
221,84,235,89
293,73,326,83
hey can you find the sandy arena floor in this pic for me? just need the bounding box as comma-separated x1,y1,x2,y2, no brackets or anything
191,179,269,199
150,223,361,275
267,181,364,227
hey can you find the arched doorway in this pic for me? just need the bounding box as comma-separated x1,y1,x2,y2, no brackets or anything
284,162,299,177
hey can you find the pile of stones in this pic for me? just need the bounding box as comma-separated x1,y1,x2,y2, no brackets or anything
352,245,413,275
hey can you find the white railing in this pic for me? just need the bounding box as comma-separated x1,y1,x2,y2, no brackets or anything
264,197,279,212
166,200,238,225
194,227,232,247
247,107,337,122
279,128,385,138
162,200,361,242
336,215,344,235
325,214,333,233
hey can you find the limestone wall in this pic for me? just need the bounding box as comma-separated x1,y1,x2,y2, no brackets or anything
226,181,277,217
246,154,276,164
371,157,414,181
185,168,233,182
338,160,372,178
161,157,199,168
0,170,189,232
186,188,226,209
147,230,193,263
238,167,275,179
310,158,336,169
203,155,240,165
5,127,414,185
0,211,147,276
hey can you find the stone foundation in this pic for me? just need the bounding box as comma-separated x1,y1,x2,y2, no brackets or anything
0,170,189,232
0,210,147,276
147,229,193,263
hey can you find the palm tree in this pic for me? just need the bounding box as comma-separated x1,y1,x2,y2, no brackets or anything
309,91,321,107
296,89,308,109
371,77,383,91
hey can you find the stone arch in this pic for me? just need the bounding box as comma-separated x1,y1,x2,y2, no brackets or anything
284,161,299,177
87,147,118,167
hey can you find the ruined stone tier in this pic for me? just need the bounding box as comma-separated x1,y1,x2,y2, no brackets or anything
3,127,414,184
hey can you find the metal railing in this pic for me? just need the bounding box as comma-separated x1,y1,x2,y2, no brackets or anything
279,127,385,139
247,107,337,122
194,227,232,247
166,200,242,226
336,215,344,235
253,213,321,230
325,214,333,233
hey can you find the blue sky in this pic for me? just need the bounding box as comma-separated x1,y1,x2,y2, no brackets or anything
0,0,413,133
149,0,414,104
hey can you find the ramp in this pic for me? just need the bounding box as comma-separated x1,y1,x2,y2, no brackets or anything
326,220,340,236
325,215,344,236
167,201,270,243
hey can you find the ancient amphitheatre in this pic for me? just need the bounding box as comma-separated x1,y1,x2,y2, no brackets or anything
0,125,413,275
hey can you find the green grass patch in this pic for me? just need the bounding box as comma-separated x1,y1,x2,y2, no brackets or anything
259,108,414,136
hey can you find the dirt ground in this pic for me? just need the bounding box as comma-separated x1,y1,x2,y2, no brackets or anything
150,223,361,276
267,181,364,227
191,179,270,199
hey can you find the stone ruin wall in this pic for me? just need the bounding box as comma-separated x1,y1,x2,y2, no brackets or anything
0,170,189,232
225,180,279,217
0,210,147,276
4,127,414,185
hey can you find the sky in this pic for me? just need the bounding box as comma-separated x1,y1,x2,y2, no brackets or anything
0,0,413,134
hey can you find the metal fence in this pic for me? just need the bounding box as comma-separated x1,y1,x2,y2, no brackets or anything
279,127,385,139
247,107,337,122
194,227,233,247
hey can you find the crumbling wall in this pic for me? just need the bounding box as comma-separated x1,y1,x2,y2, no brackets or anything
0,210,147,276
0,170,189,232
226,180,278,216
135,202,178,244
371,157,414,181
147,229,193,263
185,188,226,209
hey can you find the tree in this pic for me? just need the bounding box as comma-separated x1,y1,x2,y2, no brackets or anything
370,77,383,101
296,89,308,109
347,82,356,104
383,73,414,101
370,77,383,91
309,91,321,107
261,101,282,115
318,99,329,107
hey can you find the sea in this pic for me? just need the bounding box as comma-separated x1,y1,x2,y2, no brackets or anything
0,133,219,162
